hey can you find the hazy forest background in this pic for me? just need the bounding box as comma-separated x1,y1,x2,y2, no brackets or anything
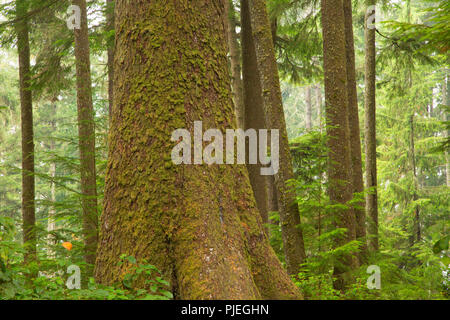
0,0,448,300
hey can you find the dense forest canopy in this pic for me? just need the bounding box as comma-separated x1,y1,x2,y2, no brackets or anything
0,0,448,301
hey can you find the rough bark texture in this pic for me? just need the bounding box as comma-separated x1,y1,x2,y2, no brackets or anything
16,0,36,264
73,0,98,267
364,0,379,252
106,0,115,123
224,0,245,129
321,0,357,290
343,0,367,263
305,86,312,130
241,0,269,227
246,0,306,275
95,0,301,300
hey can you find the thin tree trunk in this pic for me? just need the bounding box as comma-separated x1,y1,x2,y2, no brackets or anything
267,5,280,228
364,0,379,252
224,0,245,129
241,0,270,227
317,83,325,251
444,71,450,187
73,0,98,267
95,0,301,300
245,0,306,275
47,102,57,258
343,0,367,263
321,0,357,291
305,85,312,130
268,175,279,215
16,0,36,265
316,84,323,132
106,0,114,123
410,114,421,242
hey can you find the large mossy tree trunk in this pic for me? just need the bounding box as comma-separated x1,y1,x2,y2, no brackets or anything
343,0,367,263
16,0,36,265
241,0,269,227
73,0,98,267
364,0,379,252
245,0,306,275
321,0,357,291
95,0,301,300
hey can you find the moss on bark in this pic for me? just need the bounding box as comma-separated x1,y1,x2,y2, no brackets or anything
246,0,306,276
73,0,98,267
364,0,379,252
95,0,301,300
16,0,36,265
321,0,357,291
343,0,367,263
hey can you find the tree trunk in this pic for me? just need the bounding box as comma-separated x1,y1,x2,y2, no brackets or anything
16,0,36,265
106,0,114,123
410,114,421,242
95,0,301,300
245,0,306,275
364,0,379,252
224,0,245,129
343,0,367,263
241,0,269,227
444,71,450,187
47,101,57,258
321,0,356,291
305,85,312,130
316,84,323,132
73,0,98,267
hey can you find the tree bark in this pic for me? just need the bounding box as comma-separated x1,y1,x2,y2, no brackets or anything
444,71,450,187
95,0,301,300
245,0,306,275
73,0,98,267
343,0,367,263
106,0,114,123
16,0,36,265
241,0,269,227
224,0,245,129
47,101,57,258
364,0,379,252
321,0,356,291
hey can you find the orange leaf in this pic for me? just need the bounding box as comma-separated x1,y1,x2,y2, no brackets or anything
62,242,73,251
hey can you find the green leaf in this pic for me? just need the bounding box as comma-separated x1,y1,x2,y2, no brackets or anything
432,235,449,254
161,290,174,299
126,256,137,264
